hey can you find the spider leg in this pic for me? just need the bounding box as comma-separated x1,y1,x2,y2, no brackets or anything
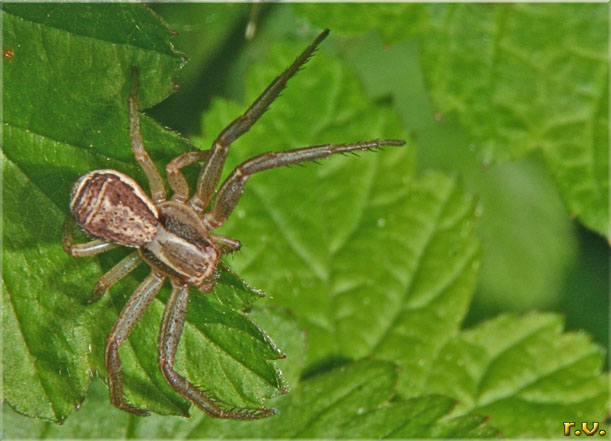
166,150,211,203
212,235,242,254
129,67,167,204
189,29,330,214
106,271,165,416
203,139,406,229
159,281,276,419
87,251,143,305
62,216,119,257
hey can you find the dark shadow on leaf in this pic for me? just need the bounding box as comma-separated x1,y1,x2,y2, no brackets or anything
299,355,353,381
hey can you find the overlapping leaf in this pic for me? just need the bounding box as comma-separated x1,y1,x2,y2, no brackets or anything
424,313,609,438
185,361,500,438
419,4,609,238
296,3,609,239
2,306,307,439
3,362,499,439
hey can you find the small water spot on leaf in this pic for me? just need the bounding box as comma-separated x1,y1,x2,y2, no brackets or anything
481,154,492,170
357,407,365,415
237,209,246,219
418,359,425,366
376,217,386,228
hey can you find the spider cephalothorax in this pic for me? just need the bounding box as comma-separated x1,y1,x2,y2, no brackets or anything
64,29,405,419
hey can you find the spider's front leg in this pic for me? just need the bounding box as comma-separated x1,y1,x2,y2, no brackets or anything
159,281,276,419
106,271,166,416
129,67,167,204
203,139,405,230
189,30,331,214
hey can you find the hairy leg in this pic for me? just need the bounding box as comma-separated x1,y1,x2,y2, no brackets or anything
86,251,143,305
158,281,276,419
106,271,165,416
129,67,166,204
189,30,330,213
212,235,242,254
203,139,405,229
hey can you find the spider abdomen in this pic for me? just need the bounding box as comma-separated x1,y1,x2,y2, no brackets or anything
70,169,159,247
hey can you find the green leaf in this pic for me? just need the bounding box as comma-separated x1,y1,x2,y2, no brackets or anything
424,313,609,438
2,306,305,440
3,378,129,439
173,361,499,438
3,3,285,422
296,3,608,238
199,38,478,395
4,361,499,439
4,5,607,439
420,4,609,238
193,27,607,439
3,152,93,422
247,306,307,389
294,4,428,43
321,31,580,314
